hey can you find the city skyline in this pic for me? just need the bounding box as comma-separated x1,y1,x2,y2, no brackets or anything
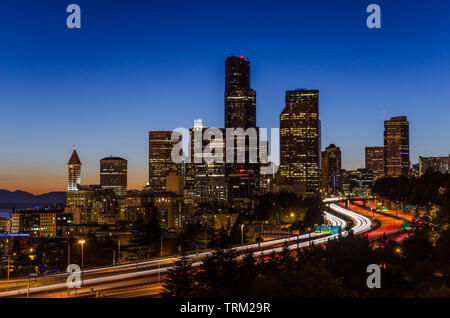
1,0,449,194
1,1,450,303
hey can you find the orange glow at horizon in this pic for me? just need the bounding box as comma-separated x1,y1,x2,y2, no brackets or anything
0,175,147,195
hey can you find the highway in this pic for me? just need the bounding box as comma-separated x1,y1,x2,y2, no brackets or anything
0,199,371,298
344,200,412,241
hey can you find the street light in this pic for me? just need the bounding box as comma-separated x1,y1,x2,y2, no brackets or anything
78,240,85,270
158,235,162,284
203,214,207,249
186,240,199,259
7,254,11,281
67,240,71,267
240,224,245,255
307,227,311,246
118,239,121,264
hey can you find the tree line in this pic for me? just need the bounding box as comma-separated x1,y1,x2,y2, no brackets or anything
373,170,450,222
163,217,450,298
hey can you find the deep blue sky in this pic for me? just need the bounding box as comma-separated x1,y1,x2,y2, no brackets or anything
0,0,449,193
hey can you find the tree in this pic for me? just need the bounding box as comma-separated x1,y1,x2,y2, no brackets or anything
127,213,162,261
161,254,196,298
195,249,239,297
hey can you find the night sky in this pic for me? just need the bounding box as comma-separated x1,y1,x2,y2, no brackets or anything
1,0,449,194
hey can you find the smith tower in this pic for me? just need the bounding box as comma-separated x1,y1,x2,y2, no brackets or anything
68,148,82,191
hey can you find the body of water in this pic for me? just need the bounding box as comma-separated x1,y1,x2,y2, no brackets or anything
0,209,12,219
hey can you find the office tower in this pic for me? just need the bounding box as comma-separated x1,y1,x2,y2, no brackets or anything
225,55,250,99
384,116,410,177
100,156,128,196
148,131,181,192
280,89,320,195
185,119,227,203
224,55,259,198
321,144,342,194
341,169,373,193
259,140,276,194
365,146,385,180
68,148,82,191
166,174,185,195
225,88,256,130
419,155,450,175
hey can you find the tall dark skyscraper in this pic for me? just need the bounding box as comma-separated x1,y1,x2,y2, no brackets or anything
365,146,385,180
224,55,259,199
225,88,256,130
148,131,181,192
280,89,320,195
321,144,342,194
224,55,256,129
100,156,128,196
68,148,81,191
225,55,250,98
384,116,410,177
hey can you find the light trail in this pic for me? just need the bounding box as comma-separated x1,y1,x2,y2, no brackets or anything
0,200,370,297
6,214,340,283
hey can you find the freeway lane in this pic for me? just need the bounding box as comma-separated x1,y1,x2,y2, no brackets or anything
342,201,410,242
0,212,345,297
357,200,415,222
0,201,374,298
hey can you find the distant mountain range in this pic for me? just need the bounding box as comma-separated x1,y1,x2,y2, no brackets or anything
0,190,66,209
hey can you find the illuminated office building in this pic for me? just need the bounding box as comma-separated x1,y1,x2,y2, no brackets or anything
321,144,342,194
100,156,128,196
224,55,259,197
384,116,410,177
225,55,250,100
419,155,450,175
341,169,373,193
365,147,385,180
280,89,320,195
68,148,82,191
10,208,73,238
185,119,227,203
148,131,181,192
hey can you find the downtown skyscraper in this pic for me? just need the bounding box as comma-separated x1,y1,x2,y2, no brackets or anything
224,55,256,129
280,89,320,196
224,55,259,199
384,116,410,177
321,144,342,194
100,156,128,196
184,119,227,203
365,146,385,180
148,131,182,192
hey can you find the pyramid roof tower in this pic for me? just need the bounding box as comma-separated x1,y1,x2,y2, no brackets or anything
68,148,82,165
